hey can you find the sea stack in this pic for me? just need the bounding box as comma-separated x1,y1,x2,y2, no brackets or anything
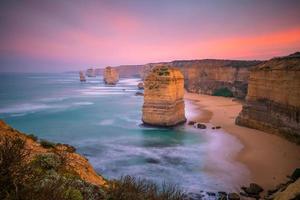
236,52,300,144
104,66,119,85
79,71,86,82
142,65,186,126
86,68,96,77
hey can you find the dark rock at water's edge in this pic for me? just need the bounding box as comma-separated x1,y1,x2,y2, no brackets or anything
195,123,207,129
241,183,264,196
228,193,240,200
135,91,144,96
137,82,144,89
187,121,196,125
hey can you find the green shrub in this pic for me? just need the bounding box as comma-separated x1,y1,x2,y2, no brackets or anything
27,134,38,141
40,139,56,148
213,87,234,97
106,175,185,200
31,153,63,171
64,188,83,200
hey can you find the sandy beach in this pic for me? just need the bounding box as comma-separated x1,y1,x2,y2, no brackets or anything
184,92,300,191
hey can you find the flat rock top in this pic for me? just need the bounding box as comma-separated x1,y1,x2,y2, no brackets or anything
145,65,184,80
253,52,300,71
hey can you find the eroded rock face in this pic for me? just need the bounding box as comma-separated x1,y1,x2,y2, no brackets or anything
236,52,300,144
140,60,261,98
142,65,186,126
104,66,119,85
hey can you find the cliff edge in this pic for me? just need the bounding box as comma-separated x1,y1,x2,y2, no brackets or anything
236,52,300,144
0,120,106,186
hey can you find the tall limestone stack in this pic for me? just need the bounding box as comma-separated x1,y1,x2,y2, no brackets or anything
103,66,119,85
236,52,300,144
142,65,186,126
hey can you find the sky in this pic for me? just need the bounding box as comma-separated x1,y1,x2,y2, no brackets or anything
0,0,300,72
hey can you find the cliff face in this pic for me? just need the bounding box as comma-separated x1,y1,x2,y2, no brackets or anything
236,53,300,144
142,65,186,126
140,60,261,98
0,120,106,186
104,66,119,85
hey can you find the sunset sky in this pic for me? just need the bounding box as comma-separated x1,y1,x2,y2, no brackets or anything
0,0,300,72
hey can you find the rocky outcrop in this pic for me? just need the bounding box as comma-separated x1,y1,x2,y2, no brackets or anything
142,65,186,126
104,66,119,85
236,52,300,144
137,82,144,89
86,68,96,77
140,60,261,98
0,120,106,186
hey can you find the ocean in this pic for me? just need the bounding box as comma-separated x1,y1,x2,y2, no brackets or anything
0,72,250,193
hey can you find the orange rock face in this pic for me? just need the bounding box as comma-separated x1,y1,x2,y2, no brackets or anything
0,120,106,186
104,66,119,85
142,65,186,126
236,53,300,144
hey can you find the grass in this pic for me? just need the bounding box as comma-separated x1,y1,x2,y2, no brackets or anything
1,136,186,200
212,87,234,97
40,139,56,148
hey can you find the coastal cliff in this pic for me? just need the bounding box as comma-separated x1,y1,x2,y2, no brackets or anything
104,66,119,85
140,60,261,98
236,52,300,144
0,120,106,186
142,65,186,126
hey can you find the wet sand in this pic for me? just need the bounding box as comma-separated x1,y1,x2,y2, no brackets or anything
184,92,300,190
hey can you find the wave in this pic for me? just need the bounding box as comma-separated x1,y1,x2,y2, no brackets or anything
98,119,115,125
39,97,69,102
72,102,94,106
118,78,140,86
0,103,56,114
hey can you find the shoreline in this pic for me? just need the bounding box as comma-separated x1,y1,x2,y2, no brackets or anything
184,92,300,191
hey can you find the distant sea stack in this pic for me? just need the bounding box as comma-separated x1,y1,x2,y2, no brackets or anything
104,66,119,85
79,71,86,82
142,65,186,126
86,68,96,77
236,52,300,144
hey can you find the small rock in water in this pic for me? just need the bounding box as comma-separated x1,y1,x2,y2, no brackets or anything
215,126,221,129
135,91,144,96
206,192,215,196
228,193,240,200
145,157,160,164
188,121,196,125
245,183,264,195
195,123,206,129
137,82,144,90
218,191,227,200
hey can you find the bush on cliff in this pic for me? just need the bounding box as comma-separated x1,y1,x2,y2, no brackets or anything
0,136,185,200
213,87,234,97
106,175,185,200
40,139,56,148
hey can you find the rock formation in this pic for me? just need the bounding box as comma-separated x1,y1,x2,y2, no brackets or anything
86,68,96,77
104,66,119,85
137,82,144,89
140,60,261,98
142,65,186,126
236,52,300,144
79,71,86,82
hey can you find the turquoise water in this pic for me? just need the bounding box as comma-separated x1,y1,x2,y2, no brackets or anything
0,73,249,193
